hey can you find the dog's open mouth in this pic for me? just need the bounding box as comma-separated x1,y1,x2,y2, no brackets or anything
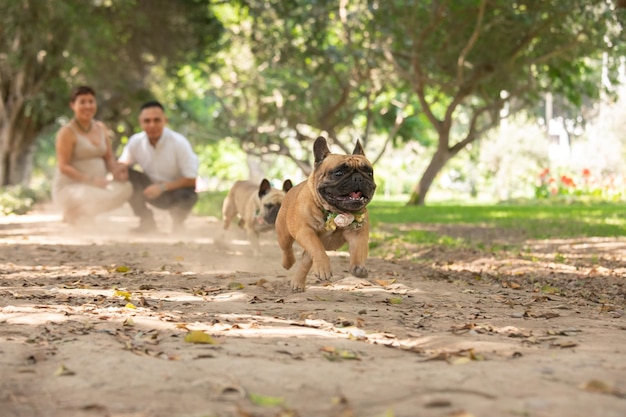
324,190,371,211
334,191,367,201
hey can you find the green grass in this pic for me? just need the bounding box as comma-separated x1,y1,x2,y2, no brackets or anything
368,200,626,239
194,190,227,218
194,192,626,251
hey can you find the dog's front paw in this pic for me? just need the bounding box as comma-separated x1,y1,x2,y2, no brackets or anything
290,278,306,292
350,265,368,278
312,260,333,281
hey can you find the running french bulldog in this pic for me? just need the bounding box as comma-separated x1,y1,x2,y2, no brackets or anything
275,136,376,291
222,178,293,254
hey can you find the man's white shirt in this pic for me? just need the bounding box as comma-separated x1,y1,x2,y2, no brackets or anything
119,127,199,183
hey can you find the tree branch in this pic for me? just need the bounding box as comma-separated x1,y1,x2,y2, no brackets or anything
457,0,486,85
370,100,409,166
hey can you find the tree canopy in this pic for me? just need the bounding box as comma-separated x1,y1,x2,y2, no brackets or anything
1,0,625,205
0,0,222,185
210,0,626,204
370,0,626,204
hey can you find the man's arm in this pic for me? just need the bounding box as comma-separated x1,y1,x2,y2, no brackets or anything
142,176,196,200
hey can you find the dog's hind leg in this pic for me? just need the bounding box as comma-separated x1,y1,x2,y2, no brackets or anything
221,195,238,230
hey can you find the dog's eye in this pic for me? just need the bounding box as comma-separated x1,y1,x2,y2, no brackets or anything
333,169,344,178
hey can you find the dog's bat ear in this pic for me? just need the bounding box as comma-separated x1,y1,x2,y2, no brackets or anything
258,179,271,198
352,140,365,156
282,179,293,192
313,136,330,164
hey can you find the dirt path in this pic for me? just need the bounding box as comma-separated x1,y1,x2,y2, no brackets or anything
1,206,625,417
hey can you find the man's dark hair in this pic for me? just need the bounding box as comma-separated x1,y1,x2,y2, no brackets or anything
70,86,96,103
140,100,165,112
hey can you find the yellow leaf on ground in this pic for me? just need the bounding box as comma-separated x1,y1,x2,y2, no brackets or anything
451,357,471,365
338,350,360,360
115,265,130,273
184,331,217,344
249,393,285,407
125,303,136,309
228,282,244,290
54,364,76,376
114,290,132,301
322,347,361,361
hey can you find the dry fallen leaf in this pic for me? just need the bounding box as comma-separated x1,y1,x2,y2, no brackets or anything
320,346,360,361
423,348,485,364
374,278,397,286
579,379,625,398
448,412,476,417
550,340,577,348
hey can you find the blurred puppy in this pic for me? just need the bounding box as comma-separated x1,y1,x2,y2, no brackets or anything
221,178,293,254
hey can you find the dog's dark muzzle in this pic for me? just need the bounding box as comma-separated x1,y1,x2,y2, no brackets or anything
262,204,281,225
320,174,376,212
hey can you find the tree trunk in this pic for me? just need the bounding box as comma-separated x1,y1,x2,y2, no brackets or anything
0,125,12,186
407,145,451,206
0,115,39,186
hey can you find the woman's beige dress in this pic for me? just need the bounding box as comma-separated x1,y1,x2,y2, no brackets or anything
52,124,132,220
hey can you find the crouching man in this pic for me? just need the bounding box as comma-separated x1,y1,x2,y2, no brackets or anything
118,100,199,234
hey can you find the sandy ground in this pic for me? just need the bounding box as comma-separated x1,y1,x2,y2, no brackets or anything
1,204,625,417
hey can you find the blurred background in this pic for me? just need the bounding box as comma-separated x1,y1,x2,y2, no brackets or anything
1,0,626,216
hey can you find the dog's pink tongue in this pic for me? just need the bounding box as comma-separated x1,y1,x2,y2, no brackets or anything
350,191,362,199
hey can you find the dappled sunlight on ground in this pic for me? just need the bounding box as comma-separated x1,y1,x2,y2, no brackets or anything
1,205,626,417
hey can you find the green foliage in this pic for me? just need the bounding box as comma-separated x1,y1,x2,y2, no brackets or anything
0,185,45,215
369,0,626,204
5,0,626,206
1,0,223,185
196,139,248,183
202,0,420,171
194,191,227,218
